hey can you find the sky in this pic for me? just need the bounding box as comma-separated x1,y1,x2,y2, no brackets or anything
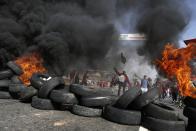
180,0,196,47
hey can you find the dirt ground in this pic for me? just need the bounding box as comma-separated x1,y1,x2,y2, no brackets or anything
0,99,140,131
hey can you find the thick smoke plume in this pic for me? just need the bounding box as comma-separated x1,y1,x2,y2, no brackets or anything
0,0,119,75
135,0,190,62
113,0,190,80
0,0,190,77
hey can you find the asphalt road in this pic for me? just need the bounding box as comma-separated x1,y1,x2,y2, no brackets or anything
0,99,140,131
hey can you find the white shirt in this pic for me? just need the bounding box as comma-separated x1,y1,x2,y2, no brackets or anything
119,75,125,83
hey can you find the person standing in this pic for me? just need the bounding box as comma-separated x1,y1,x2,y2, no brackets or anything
114,68,131,96
147,77,153,89
133,78,140,88
70,70,76,84
118,74,126,96
110,74,118,87
171,81,178,103
140,75,148,93
74,72,80,84
155,78,163,99
122,71,132,88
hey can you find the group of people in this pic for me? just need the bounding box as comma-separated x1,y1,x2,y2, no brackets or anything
111,71,154,96
111,68,181,101
70,70,111,87
70,68,182,103
70,70,89,85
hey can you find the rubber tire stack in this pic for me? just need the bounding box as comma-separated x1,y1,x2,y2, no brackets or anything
49,88,78,111
102,87,142,125
126,87,186,131
7,61,38,101
31,76,65,110
142,102,185,131
0,61,24,99
183,97,196,131
70,84,117,117
0,70,13,99
0,61,188,130
0,61,38,100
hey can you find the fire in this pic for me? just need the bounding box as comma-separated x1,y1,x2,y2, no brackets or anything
15,52,47,86
156,43,196,98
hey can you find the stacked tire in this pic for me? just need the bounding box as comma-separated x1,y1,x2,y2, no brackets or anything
8,61,38,101
0,61,27,100
31,76,70,110
0,61,188,131
0,61,16,99
69,84,117,117
142,102,185,131
49,88,78,111
0,79,12,99
103,87,142,125
129,87,185,131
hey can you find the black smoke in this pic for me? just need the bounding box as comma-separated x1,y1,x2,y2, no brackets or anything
135,0,190,62
0,0,118,75
0,0,190,75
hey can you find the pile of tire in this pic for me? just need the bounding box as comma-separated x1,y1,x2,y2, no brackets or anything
0,62,186,130
142,102,185,131
31,74,73,110
131,87,186,131
102,87,185,131
0,61,37,101
183,97,196,131
103,87,142,125
69,84,117,117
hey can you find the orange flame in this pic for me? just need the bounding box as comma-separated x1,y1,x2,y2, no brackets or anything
156,43,196,98
15,52,47,86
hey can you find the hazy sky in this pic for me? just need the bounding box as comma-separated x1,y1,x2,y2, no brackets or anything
180,0,196,46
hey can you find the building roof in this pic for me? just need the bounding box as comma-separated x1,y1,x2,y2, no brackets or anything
184,38,196,45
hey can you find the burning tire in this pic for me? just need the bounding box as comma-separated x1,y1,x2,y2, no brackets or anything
50,89,78,105
103,105,141,125
131,87,160,110
30,73,50,89
31,96,56,110
20,86,38,102
114,87,141,109
0,91,11,99
38,77,64,98
7,61,23,75
0,80,11,91
0,70,13,80
80,96,116,107
183,106,196,120
143,103,179,121
183,97,196,108
70,84,114,97
11,76,22,84
142,117,185,131
71,105,102,117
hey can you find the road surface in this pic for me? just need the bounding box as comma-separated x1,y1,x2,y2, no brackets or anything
0,99,140,131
